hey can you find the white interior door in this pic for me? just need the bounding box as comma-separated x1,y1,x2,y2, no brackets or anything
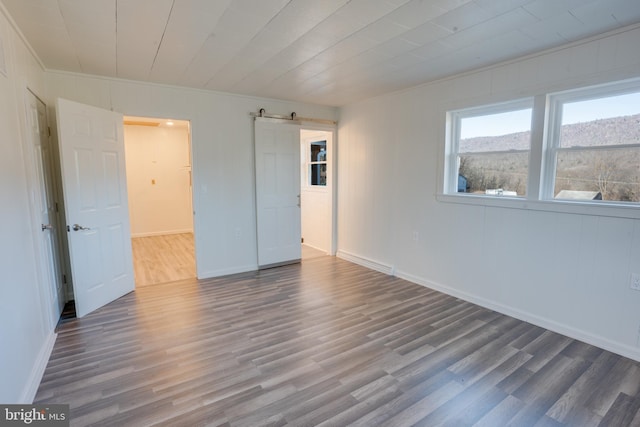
27,91,65,326
57,98,134,317
255,119,301,267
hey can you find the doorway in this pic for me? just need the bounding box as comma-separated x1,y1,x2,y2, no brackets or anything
300,129,334,260
123,116,196,286
54,106,196,320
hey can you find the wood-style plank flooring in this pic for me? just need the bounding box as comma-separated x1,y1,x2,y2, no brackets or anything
132,233,196,286
36,256,640,426
301,244,326,260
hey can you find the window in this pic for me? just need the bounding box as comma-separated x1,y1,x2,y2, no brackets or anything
308,140,327,186
546,88,640,203
443,78,640,214
447,100,533,197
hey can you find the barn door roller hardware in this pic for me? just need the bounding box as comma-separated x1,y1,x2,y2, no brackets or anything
250,108,336,126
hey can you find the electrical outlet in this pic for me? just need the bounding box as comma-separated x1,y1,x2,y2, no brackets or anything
630,273,640,291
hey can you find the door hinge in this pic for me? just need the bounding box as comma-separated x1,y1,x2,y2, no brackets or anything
55,202,59,213
48,126,51,137
63,274,67,284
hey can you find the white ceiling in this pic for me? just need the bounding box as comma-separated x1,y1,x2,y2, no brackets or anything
2,0,640,106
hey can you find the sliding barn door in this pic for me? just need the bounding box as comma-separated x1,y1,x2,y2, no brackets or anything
254,119,301,267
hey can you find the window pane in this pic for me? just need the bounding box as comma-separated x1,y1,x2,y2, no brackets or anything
311,163,327,186
458,152,529,196
554,148,640,202
560,92,640,148
459,108,532,153
310,140,327,162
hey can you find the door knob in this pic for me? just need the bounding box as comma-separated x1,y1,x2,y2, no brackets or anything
72,224,90,231
41,224,53,231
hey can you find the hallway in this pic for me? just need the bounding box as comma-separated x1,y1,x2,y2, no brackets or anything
131,233,196,286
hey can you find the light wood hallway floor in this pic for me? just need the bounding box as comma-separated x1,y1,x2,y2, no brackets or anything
36,256,640,426
132,233,196,286
301,244,326,260
132,236,321,287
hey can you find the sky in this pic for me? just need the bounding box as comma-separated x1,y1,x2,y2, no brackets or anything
460,91,640,139
562,92,640,124
460,108,531,139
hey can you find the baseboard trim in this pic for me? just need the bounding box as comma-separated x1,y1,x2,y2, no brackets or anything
131,229,193,238
302,243,328,254
21,331,56,403
395,269,640,363
336,250,395,275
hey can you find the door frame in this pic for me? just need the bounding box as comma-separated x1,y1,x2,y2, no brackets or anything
299,127,336,256
123,116,197,282
299,123,338,256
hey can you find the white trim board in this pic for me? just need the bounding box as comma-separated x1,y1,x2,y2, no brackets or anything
302,243,328,254
21,332,56,403
336,250,395,276
395,269,640,363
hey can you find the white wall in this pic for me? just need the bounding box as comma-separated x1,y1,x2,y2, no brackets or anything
338,24,640,361
124,124,193,237
301,130,332,253
45,72,337,278
2,4,637,406
0,7,56,402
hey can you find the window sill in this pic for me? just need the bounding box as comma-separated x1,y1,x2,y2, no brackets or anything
436,193,640,220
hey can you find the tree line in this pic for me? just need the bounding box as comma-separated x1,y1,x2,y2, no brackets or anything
458,114,640,202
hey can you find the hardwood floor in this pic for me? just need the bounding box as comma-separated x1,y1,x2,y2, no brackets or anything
36,256,640,426
132,233,196,286
301,244,326,260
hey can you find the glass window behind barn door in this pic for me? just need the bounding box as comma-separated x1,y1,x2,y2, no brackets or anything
309,140,327,186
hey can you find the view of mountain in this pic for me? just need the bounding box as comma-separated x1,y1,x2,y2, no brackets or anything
460,113,640,153
457,113,640,201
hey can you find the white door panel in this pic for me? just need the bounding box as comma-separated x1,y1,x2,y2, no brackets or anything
255,120,301,267
57,98,134,317
27,91,65,326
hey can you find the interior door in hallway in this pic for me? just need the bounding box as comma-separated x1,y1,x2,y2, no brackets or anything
56,98,135,317
254,119,301,267
27,90,65,325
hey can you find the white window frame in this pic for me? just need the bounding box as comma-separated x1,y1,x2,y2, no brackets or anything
543,80,640,203
304,139,328,189
439,78,640,220
445,98,534,197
